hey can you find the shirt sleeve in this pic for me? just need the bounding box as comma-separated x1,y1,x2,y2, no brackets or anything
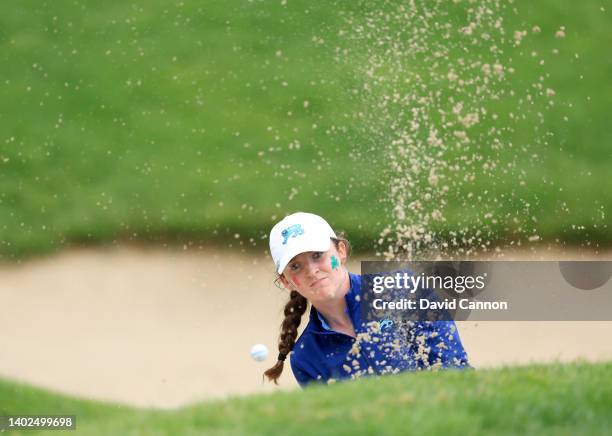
290,355,315,388
410,320,471,370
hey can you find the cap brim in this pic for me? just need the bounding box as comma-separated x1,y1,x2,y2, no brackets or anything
276,237,333,274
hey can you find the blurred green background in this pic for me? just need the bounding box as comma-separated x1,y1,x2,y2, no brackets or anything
1,0,610,259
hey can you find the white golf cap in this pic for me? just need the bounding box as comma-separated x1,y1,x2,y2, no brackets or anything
269,212,337,274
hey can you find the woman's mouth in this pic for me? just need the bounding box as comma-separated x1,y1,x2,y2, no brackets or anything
310,277,327,287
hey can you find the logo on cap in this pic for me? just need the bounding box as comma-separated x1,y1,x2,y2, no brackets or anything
281,224,305,245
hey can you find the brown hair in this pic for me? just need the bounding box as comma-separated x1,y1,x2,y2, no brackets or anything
263,236,351,384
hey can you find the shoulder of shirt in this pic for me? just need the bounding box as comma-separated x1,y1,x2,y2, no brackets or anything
348,272,361,294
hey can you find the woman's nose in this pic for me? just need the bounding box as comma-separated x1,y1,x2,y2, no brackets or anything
303,259,319,275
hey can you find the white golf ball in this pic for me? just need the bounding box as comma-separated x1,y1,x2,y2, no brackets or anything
250,344,268,362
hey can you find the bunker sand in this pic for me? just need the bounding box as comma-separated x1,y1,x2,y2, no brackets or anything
1,246,611,409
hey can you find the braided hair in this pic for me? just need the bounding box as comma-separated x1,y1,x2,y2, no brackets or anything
263,289,308,384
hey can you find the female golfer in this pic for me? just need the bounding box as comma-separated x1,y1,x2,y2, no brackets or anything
264,212,470,387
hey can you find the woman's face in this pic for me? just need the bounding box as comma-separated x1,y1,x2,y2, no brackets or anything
280,241,348,303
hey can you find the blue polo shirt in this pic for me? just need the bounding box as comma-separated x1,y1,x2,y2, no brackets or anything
290,272,470,387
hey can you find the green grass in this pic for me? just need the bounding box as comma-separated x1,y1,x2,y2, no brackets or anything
0,0,611,259
1,361,611,435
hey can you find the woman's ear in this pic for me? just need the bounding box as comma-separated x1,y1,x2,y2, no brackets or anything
337,240,348,264
278,274,292,290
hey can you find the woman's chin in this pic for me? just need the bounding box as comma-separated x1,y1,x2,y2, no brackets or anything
313,286,338,301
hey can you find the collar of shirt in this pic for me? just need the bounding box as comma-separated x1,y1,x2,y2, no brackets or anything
316,311,338,331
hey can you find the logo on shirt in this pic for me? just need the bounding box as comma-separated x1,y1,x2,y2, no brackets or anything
380,319,394,331
281,224,305,245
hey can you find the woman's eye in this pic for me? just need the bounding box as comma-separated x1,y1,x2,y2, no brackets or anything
290,263,300,271
313,252,322,259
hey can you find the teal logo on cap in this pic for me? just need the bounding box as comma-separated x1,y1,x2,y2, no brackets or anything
281,224,304,245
